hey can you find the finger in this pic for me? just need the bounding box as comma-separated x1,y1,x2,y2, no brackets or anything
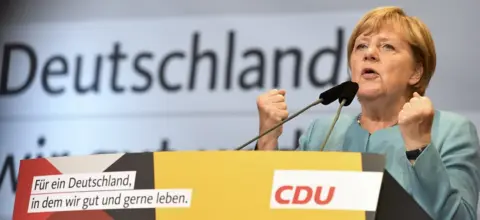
410,95,423,105
398,113,412,124
268,89,286,96
411,96,428,109
273,102,287,110
275,117,283,122
409,98,420,109
277,89,286,96
413,92,421,98
400,104,417,117
418,96,431,106
270,94,285,103
277,110,289,119
410,96,419,102
268,89,279,95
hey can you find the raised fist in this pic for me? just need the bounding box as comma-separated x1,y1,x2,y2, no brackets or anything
398,92,435,151
256,89,289,150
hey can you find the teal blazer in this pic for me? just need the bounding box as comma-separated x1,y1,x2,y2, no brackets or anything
297,110,480,220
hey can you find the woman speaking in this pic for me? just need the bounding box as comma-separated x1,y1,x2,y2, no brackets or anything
255,6,480,220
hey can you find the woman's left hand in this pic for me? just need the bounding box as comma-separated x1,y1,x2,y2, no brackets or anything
398,92,435,151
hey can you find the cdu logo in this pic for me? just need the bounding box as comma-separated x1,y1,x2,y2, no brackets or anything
274,185,336,205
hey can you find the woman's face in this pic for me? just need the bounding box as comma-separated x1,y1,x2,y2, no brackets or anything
350,25,422,101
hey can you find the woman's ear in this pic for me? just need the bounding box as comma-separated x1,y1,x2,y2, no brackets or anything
409,63,423,86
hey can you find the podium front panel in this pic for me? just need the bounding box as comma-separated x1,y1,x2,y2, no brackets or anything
13,151,385,220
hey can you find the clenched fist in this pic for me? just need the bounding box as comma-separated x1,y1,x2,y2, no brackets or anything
256,89,289,150
398,92,435,151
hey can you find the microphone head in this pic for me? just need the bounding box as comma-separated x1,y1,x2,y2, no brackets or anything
338,81,359,106
318,82,348,105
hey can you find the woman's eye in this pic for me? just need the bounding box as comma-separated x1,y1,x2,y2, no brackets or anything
356,44,367,49
382,44,395,50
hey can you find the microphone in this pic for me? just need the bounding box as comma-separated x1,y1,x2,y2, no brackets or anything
319,81,359,151
234,81,350,151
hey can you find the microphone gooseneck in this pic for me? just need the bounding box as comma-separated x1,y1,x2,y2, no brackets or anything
319,98,346,151
234,98,324,151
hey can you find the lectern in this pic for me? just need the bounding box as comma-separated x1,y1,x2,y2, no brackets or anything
12,151,431,220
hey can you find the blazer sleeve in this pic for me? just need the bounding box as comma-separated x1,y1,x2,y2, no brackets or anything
409,117,480,219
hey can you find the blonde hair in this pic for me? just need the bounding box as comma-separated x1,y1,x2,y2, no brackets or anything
347,6,436,95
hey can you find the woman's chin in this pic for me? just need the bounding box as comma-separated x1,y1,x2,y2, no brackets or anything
357,88,383,101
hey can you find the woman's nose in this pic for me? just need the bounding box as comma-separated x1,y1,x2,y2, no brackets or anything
363,48,379,62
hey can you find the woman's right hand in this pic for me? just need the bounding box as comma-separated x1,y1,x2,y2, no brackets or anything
256,89,289,150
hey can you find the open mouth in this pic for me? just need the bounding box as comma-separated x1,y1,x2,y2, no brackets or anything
362,68,377,75
361,68,379,79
